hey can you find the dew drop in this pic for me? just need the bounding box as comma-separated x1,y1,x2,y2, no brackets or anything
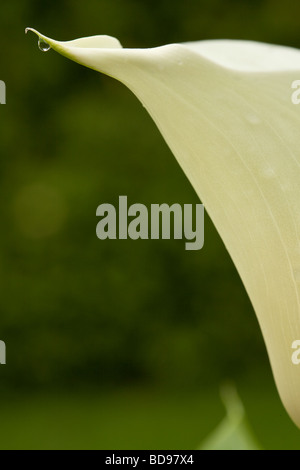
38,37,51,52
293,268,300,282
245,113,261,125
260,166,276,179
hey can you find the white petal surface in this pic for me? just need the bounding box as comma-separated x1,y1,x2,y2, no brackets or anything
27,28,300,427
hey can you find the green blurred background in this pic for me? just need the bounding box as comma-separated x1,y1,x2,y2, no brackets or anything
0,0,300,449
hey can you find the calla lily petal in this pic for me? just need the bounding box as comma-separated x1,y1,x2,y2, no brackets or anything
26,28,300,428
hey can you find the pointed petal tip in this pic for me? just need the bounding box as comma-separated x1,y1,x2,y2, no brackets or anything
25,27,40,36
25,28,123,54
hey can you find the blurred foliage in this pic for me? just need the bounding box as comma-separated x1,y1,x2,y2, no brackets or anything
0,0,300,394
199,385,261,450
1,383,300,449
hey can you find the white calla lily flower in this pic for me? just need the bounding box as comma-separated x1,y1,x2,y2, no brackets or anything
26,27,300,428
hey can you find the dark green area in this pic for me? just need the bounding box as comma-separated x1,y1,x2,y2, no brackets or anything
0,0,299,449
0,383,299,450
